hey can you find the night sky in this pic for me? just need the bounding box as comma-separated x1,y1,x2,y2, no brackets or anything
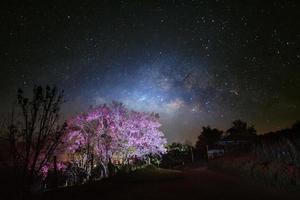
1,1,299,143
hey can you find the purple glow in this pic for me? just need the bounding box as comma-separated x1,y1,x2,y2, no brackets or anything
64,102,167,175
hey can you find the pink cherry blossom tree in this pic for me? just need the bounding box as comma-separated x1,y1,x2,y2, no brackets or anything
66,102,167,178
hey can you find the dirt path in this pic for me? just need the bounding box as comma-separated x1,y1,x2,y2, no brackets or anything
43,167,300,200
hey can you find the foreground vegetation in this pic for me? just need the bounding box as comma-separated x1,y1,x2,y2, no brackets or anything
112,164,183,182
39,165,183,199
37,163,299,200
208,154,300,192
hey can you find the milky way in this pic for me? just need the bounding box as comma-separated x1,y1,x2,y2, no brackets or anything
0,1,299,142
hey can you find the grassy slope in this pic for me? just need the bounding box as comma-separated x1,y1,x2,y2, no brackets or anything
112,165,183,182
37,164,300,200
38,165,183,200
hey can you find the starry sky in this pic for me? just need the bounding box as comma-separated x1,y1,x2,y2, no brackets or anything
0,1,300,143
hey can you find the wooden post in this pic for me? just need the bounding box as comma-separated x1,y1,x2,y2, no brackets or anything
205,145,209,160
190,146,194,163
53,156,58,188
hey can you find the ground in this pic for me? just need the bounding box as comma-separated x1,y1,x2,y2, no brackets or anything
40,165,300,200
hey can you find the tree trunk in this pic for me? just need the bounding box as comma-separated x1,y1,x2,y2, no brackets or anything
100,162,108,178
90,153,94,180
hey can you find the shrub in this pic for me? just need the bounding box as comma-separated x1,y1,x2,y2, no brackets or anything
208,154,300,191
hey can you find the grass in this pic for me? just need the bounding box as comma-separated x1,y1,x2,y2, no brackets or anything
112,164,183,182
37,165,183,200
207,155,300,192
34,163,300,200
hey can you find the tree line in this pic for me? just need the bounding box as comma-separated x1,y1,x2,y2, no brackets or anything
162,120,300,168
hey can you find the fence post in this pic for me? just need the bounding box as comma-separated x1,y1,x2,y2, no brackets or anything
53,156,58,188
190,146,194,163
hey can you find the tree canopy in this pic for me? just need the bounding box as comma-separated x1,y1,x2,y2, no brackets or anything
225,120,257,141
196,126,223,148
66,102,167,177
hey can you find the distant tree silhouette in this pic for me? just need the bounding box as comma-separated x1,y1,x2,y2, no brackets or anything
196,126,223,148
225,120,257,141
195,126,223,160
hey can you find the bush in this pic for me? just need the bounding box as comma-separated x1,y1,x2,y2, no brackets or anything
208,155,300,191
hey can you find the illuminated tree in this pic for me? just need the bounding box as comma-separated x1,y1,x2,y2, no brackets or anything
66,102,167,178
